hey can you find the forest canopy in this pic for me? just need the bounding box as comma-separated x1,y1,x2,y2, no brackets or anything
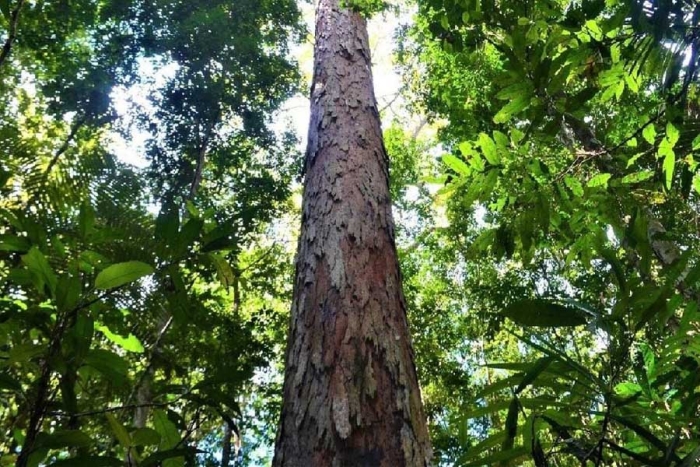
1,0,700,466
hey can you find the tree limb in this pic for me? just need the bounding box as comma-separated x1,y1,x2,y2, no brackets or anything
0,0,26,70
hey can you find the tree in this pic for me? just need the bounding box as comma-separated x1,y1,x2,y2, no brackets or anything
396,0,700,464
273,0,432,465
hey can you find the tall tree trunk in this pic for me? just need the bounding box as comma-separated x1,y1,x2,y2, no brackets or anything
273,1,432,465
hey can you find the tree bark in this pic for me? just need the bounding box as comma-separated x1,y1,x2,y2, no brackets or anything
273,1,432,466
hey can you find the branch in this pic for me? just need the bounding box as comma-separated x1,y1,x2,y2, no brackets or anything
49,401,175,419
0,0,26,70
42,116,87,183
188,113,220,200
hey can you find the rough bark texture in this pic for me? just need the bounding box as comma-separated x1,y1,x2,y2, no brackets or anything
273,1,432,466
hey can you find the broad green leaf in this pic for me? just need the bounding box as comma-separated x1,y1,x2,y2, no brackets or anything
478,133,500,165
78,202,96,239
503,299,588,327
610,43,621,63
614,382,642,397
621,170,654,184
95,261,154,290
663,151,675,190
442,154,470,176
84,349,129,386
56,272,81,312
666,123,680,146
692,133,700,150
132,428,161,446
493,131,509,149
22,247,57,296
154,410,180,450
493,95,530,123
209,253,236,288
0,234,30,252
96,324,145,353
584,20,603,40
106,413,131,448
564,176,584,196
642,124,656,145
9,343,44,364
624,72,640,93
587,173,611,188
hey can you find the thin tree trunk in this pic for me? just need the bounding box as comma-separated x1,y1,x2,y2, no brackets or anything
273,1,432,465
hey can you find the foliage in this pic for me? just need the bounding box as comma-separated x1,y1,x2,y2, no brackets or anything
0,0,301,465
400,0,700,465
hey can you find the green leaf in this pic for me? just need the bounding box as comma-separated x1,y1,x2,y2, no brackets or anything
84,349,129,386
503,299,588,327
0,0,10,20
209,253,236,288
587,173,611,188
665,122,680,146
444,154,470,176
78,202,96,239
95,261,154,290
22,247,58,296
584,20,603,41
503,398,519,451
0,234,30,252
494,95,530,123
478,133,501,165
9,343,44,364
614,382,642,397
516,357,555,394
153,410,180,450
692,133,700,150
624,72,640,93
621,170,654,184
96,324,145,353
564,176,584,196
106,413,131,448
663,151,675,190
56,272,81,312
132,428,161,447
642,124,656,145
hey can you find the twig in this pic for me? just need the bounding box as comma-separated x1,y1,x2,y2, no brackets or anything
42,116,87,183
